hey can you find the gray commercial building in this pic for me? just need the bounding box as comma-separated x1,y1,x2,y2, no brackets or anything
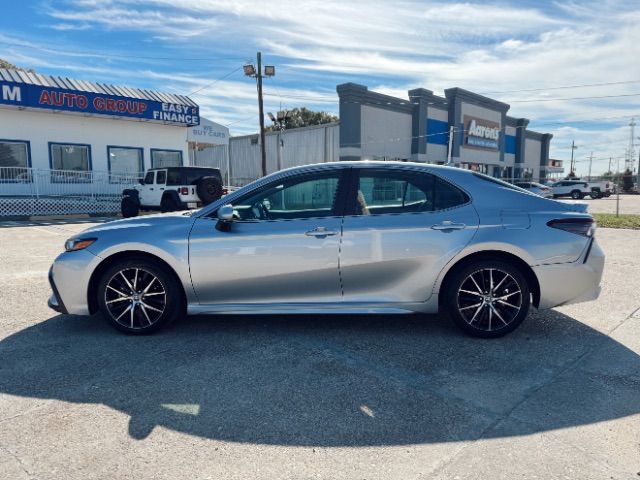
337,83,553,182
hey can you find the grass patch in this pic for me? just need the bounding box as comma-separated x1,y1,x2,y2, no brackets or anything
593,213,640,229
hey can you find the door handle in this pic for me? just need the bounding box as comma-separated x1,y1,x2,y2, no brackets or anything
149,188,154,190
431,221,466,230
305,226,338,237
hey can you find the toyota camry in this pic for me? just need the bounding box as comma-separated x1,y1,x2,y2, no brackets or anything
48,162,604,338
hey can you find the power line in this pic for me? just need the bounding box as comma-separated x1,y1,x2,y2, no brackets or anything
511,92,640,103
481,80,640,95
187,66,244,96
0,40,243,62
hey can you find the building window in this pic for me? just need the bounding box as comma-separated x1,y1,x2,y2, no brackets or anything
151,149,183,168
49,143,92,183
108,146,143,183
0,140,31,182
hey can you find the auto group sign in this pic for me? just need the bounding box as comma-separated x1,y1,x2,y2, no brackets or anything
464,115,500,150
0,81,199,126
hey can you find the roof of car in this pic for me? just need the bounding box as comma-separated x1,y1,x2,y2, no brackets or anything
147,166,220,171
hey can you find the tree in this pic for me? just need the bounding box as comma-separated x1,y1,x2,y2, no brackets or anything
622,168,634,192
265,107,338,132
0,58,35,73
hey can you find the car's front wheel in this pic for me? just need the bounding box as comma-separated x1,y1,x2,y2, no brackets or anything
97,258,184,334
444,260,531,338
571,190,583,199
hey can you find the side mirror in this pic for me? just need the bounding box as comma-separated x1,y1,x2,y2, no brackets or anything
217,204,234,221
138,178,145,185
216,204,234,232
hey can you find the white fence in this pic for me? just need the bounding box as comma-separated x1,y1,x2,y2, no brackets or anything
0,167,141,217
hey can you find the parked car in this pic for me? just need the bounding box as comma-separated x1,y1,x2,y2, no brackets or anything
121,166,223,218
514,181,553,198
551,180,591,199
49,162,604,338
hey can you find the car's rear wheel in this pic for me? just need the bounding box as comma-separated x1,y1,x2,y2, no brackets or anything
121,197,139,218
97,258,183,334
160,195,179,213
444,260,531,338
571,190,583,199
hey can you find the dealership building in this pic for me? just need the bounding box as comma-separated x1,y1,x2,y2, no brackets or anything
337,83,553,182
0,68,231,216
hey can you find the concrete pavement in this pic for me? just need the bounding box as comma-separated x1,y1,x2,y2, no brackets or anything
0,219,639,479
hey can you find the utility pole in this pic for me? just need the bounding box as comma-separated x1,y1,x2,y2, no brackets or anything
587,151,593,181
608,156,612,175
243,53,275,178
256,52,266,177
446,126,454,165
616,156,620,217
569,140,577,177
628,117,636,172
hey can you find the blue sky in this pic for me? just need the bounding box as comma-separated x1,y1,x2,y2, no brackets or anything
1,0,639,175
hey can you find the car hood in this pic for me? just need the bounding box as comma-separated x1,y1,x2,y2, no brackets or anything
80,211,195,235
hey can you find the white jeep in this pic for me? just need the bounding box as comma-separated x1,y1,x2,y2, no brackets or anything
121,167,223,218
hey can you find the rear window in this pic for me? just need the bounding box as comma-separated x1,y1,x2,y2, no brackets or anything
472,172,527,192
184,168,221,185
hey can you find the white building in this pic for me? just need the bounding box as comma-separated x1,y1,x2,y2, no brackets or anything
0,68,228,217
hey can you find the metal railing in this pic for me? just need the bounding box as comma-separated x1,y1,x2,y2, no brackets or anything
0,167,142,217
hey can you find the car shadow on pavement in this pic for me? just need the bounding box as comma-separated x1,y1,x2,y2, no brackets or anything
0,310,637,446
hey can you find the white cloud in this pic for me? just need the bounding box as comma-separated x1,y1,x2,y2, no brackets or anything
3,1,639,172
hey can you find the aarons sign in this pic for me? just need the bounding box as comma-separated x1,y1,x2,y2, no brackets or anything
464,115,500,150
0,81,199,126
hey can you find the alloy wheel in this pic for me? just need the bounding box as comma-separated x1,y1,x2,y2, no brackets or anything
104,267,166,330
456,268,522,332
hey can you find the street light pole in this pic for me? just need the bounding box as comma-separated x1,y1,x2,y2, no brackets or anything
256,52,267,178
244,52,275,178
569,140,577,177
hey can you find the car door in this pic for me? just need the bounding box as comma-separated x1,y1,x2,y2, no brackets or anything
339,167,479,305
138,171,155,206
188,169,348,306
151,169,167,205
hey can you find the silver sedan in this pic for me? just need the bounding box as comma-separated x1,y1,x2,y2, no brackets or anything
48,162,604,338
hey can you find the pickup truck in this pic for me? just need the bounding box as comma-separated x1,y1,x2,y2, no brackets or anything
587,180,613,198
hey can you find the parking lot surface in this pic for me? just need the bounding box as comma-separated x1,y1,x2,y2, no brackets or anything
0,218,639,479
563,193,640,215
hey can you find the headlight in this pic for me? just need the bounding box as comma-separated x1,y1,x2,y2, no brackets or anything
64,238,97,252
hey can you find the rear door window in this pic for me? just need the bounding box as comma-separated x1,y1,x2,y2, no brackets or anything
351,169,468,215
156,170,167,185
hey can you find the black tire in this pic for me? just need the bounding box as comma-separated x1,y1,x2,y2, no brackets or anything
97,257,184,334
444,260,531,338
160,194,179,213
121,197,139,218
590,190,600,199
196,176,223,205
570,190,583,200
604,192,611,197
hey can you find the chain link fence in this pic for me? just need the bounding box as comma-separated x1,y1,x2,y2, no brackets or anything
0,167,141,217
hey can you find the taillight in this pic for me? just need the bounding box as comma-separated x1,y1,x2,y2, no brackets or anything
547,218,595,237
180,187,189,195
